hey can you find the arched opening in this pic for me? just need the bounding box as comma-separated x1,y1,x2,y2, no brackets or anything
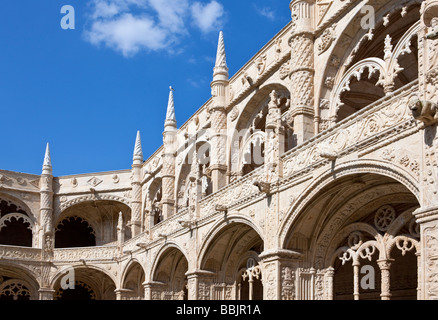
122,261,145,300
54,267,116,300
55,216,96,248
152,247,188,300
389,245,418,300
152,185,163,226
232,86,291,178
242,134,265,176
284,171,419,300
55,200,131,248
0,216,32,247
201,221,264,300
0,265,39,300
237,263,263,301
0,198,33,247
334,4,420,122
56,281,96,300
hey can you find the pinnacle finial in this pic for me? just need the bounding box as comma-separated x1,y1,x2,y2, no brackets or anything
165,86,177,130
42,143,52,174
213,31,228,78
133,131,143,162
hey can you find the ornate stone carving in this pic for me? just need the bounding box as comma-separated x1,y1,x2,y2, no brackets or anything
318,23,337,54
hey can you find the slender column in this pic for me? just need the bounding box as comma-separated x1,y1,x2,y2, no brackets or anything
248,277,254,301
377,259,393,300
116,211,125,254
131,131,143,236
353,262,360,300
265,90,285,184
40,143,54,260
289,0,315,145
326,267,335,300
162,87,177,220
209,31,229,192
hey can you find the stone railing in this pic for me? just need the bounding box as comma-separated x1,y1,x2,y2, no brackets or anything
53,245,118,263
150,208,191,240
0,245,42,261
282,81,419,178
199,167,264,219
122,232,149,253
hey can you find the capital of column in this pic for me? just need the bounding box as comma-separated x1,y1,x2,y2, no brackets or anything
38,288,55,300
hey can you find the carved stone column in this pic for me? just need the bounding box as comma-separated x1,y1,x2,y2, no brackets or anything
116,211,125,254
259,249,302,300
377,259,393,300
353,262,360,300
209,31,229,193
326,267,335,300
162,88,178,220
130,131,143,236
40,144,54,260
288,0,315,145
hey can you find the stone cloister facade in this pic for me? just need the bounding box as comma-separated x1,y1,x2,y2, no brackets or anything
1,0,438,300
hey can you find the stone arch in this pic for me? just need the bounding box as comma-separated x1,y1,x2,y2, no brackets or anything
230,83,291,178
0,213,34,247
198,215,264,298
150,241,190,280
0,194,35,247
281,160,420,300
150,242,189,300
0,193,33,219
120,259,146,300
55,199,132,248
279,159,420,247
0,263,40,300
146,177,163,226
318,0,422,127
175,139,212,211
52,265,117,300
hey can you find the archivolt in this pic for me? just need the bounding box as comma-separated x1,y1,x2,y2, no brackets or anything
279,159,420,248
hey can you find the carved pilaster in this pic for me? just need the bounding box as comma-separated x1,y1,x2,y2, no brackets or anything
38,288,55,300
259,249,302,300
143,281,166,300
185,270,215,300
414,207,438,300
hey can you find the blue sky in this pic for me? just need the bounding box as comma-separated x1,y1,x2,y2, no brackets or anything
0,0,291,176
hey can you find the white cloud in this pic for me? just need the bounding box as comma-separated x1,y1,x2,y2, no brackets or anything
190,1,224,34
84,0,225,57
148,0,189,33
86,13,168,57
254,5,275,21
